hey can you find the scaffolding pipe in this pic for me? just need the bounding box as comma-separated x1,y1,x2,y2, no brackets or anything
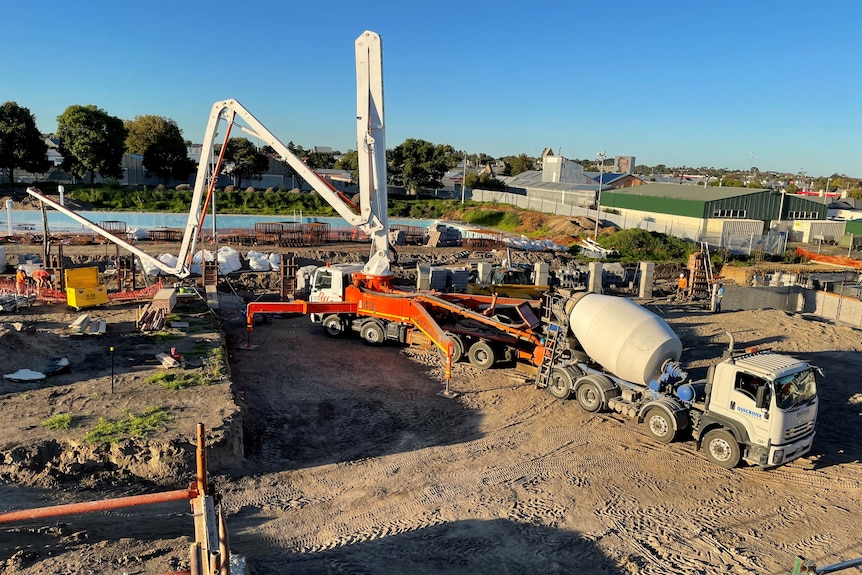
0,488,194,524
196,422,208,496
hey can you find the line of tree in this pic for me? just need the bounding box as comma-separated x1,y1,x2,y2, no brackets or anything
3,100,860,198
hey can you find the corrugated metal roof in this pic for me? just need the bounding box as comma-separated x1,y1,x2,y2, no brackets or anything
613,183,773,201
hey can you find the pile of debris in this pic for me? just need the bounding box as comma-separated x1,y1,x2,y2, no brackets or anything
136,287,177,332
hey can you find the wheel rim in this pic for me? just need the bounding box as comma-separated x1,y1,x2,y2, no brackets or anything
648,414,669,438
709,436,733,462
549,375,566,395
579,385,599,409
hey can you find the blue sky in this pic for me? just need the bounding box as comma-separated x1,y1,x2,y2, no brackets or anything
3,0,859,178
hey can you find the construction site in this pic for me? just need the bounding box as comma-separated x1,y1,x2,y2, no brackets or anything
1,29,861,575
0,231,860,574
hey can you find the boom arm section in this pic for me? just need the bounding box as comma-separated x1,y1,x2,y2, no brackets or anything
25,187,189,277
355,30,391,278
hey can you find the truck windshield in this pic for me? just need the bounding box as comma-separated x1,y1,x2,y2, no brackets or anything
774,368,817,410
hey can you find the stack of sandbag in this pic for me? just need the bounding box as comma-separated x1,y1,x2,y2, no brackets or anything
217,246,242,274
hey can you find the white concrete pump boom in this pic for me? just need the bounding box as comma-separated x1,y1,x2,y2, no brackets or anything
355,30,391,278
25,30,392,280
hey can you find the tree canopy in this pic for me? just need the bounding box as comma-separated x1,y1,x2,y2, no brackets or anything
502,154,536,176
465,172,506,191
125,115,195,185
0,101,49,184
56,104,127,184
388,138,457,194
220,137,270,188
335,149,359,183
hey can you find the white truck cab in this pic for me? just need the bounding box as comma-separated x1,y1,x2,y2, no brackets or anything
309,263,365,304
703,352,818,468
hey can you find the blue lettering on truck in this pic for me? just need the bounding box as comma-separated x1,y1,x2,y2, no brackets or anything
737,406,763,419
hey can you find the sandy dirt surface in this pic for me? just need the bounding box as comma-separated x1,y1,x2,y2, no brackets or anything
0,240,860,574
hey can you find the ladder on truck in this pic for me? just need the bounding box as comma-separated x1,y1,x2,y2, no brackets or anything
688,242,713,300
535,293,569,389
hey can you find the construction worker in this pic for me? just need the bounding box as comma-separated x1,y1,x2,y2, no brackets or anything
15,266,27,295
677,272,688,300
33,266,52,293
713,282,725,313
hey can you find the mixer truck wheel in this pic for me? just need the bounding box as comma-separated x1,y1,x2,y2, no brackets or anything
323,315,345,337
575,378,603,413
468,340,497,369
547,367,574,400
360,321,386,345
702,429,741,469
644,407,676,443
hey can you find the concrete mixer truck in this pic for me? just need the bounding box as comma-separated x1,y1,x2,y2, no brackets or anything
538,291,818,469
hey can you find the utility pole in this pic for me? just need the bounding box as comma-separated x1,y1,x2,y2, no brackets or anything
461,152,468,204
595,151,606,239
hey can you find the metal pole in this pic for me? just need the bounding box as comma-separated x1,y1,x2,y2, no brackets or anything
110,346,115,393
461,152,467,204
595,151,605,239
0,488,193,524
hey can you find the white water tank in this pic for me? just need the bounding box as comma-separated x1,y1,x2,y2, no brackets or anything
568,293,681,386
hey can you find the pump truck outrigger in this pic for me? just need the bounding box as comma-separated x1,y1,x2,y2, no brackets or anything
26,30,819,470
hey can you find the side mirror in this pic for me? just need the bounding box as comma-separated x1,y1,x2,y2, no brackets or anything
755,385,769,410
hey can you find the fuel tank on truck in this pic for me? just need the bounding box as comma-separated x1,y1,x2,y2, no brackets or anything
566,293,682,386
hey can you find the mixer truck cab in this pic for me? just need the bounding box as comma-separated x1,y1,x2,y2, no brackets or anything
699,352,818,469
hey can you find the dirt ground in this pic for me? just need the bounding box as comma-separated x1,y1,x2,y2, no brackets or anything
0,240,861,575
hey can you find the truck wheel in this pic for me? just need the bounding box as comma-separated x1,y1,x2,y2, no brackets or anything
360,321,385,345
322,315,344,337
440,333,464,363
702,429,741,469
547,367,574,400
644,407,676,443
575,378,603,413
468,340,496,370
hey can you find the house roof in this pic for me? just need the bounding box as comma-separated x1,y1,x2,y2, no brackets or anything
499,170,599,192
584,172,630,184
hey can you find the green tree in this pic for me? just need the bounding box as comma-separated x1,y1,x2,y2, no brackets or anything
465,172,507,191
56,105,127,184
305,150,336,170
502,153,536,176
221,137,269,188
335,149,359,183
125,115,195,186
388,139,456,195
0,101,49,184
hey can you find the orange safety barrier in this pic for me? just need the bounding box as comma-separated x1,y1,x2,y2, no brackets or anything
0,278,164,303
796,247,862,269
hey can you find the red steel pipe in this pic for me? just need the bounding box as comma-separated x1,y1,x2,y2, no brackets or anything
0,487,194,524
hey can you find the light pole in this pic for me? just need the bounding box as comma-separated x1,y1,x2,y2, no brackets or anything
460,152,467,204
595,151,606,239
747,151,754,187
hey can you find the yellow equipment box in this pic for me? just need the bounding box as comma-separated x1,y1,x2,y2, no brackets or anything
65,267,107,309
65,267,101,288
66,286,108,309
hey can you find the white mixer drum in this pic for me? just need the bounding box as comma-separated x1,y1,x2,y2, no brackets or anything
568,293,682,386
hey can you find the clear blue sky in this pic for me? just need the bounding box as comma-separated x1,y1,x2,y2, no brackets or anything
3,0,859,178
